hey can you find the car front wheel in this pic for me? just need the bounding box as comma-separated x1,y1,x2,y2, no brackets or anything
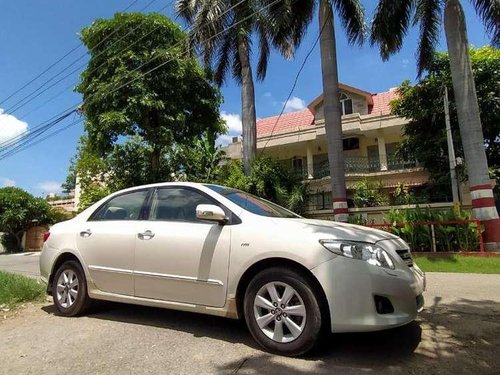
243,267,323,356
52,260,91,316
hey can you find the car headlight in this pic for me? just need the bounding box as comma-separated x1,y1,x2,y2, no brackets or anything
319,240,395,270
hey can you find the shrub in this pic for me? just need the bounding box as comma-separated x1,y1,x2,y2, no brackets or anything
352,179,390,208
384,207,479,252
217,158,308,215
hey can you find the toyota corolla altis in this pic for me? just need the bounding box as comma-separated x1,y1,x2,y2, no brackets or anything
40,182,425,355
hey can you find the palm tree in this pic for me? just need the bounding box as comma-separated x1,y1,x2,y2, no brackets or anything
176,0,314,175
261,0,366,222
371,0,500,249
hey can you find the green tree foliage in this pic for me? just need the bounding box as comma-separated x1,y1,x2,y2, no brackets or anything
391,46,500,186
0,187,56,252
76,12,224,180
351,179,390,208
70,133,228,210
218,158,307,214
61,159,76,194
72,137,111,211
171,133,227,183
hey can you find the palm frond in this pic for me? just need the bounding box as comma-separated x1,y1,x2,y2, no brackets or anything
231,39,243,85
332,0,367,45
371,0,415,60
256,23,270,81
175,0,198,24
414,0,442,76
260,0,315,58
470,0,500,46
214,31,236,85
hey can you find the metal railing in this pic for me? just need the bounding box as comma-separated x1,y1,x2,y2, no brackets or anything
313,156,417,179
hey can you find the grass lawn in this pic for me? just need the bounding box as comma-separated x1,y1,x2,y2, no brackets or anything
0,271,46,309
414,255,500,274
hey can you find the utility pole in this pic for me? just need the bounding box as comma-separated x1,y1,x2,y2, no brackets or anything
443,87,460,206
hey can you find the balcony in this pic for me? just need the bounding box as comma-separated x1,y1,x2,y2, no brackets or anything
313,155,417,179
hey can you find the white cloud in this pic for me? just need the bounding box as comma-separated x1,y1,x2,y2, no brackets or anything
0,109,28,144
221,111,242,133
36,181,62,193
217,111,243,147
216,134,235,147
0,177,15,187
282,96,306,113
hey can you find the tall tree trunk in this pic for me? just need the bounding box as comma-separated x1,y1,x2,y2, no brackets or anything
237,35,257,176
319,0,348,222
444,0,500,250
151,146,161,182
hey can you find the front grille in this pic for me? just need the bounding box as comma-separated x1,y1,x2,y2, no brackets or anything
396,249,413,267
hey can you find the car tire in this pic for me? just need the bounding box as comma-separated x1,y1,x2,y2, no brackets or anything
243,267,323,356
52,260,92,316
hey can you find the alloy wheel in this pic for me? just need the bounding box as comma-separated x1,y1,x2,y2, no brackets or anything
56,269,79,308
253,281,306,343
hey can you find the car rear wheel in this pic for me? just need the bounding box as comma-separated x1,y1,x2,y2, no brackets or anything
243,267,323,356
52,260,92,316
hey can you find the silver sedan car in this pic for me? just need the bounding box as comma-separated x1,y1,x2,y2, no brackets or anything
40,182,425,356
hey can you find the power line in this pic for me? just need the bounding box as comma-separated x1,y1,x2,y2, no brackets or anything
259,11,329,156
3,0,162,115
0,0,142,108
0,110,78,162
15,1,176,119
0,108,77,150
0,0,269,161
0,118,83,161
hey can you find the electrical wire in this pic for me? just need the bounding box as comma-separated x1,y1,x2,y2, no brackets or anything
259,10,330,156
0,118,83,161
3,0,162,115
0,0,275,161
0,0,142,107
17,0,177,119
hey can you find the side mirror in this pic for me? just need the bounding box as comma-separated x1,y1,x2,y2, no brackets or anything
196,204,227,224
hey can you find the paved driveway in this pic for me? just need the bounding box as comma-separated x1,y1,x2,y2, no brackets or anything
0,254,499,374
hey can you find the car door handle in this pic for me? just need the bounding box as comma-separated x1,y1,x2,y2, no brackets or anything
80,229,92,238
138,230,155,240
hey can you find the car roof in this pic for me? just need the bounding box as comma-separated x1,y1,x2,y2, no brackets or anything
112,181,212,194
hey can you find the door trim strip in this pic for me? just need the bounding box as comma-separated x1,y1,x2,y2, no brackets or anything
134,270,223,286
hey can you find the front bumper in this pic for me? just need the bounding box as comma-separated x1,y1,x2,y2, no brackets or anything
311,255,425,333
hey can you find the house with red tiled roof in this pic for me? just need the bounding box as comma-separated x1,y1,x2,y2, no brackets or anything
222,84,431,219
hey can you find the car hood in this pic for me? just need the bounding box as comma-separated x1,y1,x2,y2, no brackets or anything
274,218,399,243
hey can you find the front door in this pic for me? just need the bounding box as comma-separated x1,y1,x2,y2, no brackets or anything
76,189,150,296
133,187,231,307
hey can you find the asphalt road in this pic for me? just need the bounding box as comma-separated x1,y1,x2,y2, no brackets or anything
0,253,499,374
0,252,41,279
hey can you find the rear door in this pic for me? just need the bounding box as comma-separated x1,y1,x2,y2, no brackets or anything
133,187,231,307
76,189,150,296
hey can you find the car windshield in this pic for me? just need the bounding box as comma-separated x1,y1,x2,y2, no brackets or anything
205,185,301,219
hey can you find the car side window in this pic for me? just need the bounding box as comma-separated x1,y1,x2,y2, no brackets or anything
92,190,149,221
149,188,214,223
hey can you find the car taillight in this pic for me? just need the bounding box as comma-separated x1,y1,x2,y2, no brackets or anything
43,232,50,242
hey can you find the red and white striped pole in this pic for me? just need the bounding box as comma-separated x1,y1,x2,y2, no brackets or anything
470,184,500,251
333,198,349,222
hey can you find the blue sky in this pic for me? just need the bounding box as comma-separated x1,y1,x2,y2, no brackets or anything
0,0,492,196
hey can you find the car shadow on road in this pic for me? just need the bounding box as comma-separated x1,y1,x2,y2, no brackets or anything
41,297,499,374
42,301,259,348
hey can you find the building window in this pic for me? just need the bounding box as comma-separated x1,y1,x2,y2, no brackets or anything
343,137,360,151
292,157,304,176
340,93,353,115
